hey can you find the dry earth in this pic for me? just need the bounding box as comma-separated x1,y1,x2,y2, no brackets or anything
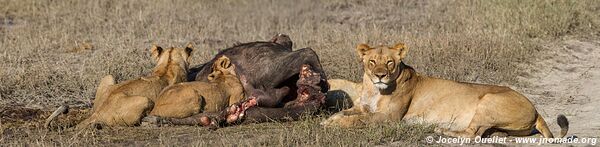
520,38,600,139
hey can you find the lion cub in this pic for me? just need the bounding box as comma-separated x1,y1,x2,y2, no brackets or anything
75,44,193,128
149,56,244,118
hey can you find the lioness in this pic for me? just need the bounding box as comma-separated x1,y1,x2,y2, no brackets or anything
149,56,244,118
321,43,569,138
71,44,193,129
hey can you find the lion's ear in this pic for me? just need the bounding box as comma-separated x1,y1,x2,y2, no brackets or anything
184,43,194,61
356,44,372,58
207,71,219,81
185,43,194,57
150,45,163,61
391,43,409,59
213,55,232,71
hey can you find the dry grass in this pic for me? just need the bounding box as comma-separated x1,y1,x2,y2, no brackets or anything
2,112,436,146
1,0,599,146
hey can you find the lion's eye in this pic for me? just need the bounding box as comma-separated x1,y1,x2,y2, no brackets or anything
369,60,376,65
387,61,394,66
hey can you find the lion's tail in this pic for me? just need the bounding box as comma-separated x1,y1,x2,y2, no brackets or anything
535,113,569,138
44,105,69,128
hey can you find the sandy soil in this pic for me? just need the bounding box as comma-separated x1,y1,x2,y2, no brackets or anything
520,39,600,138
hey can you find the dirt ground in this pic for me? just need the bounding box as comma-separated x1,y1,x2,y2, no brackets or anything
520,38,600,138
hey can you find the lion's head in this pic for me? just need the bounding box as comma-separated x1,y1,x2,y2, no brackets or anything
150,43,194,85
208,55,245,104
356,43,409,90
207,55,238,82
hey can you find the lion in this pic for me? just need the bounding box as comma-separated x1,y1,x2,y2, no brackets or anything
149,56,245,119
321,43,569,138
46,44,194,129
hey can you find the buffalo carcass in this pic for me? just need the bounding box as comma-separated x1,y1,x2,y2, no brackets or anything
186,34,329,124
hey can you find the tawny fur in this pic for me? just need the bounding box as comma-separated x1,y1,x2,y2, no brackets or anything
321,43,569,138
149,56,245,118
76,44,194,129
325,79,362,108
